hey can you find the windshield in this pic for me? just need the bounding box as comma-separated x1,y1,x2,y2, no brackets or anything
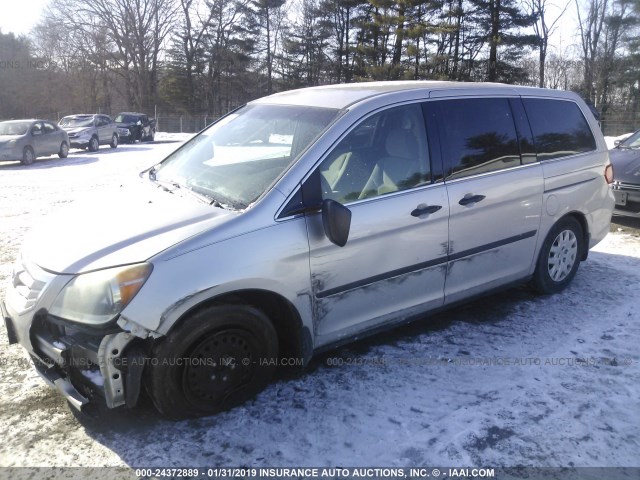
59,116,94,128
115,114,138,123
151,104,339,209
0,121,30,136
619,131,640,149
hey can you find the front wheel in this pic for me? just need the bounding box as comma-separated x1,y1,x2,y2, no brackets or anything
88,136,99,152
110,134,118,148
58,141,69,158
532,217,584,294
146,305,279,419
22,146,35,165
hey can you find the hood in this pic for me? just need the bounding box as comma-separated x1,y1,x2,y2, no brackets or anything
22,182,236,274
0,135,23,144
610,148,640,184
61,126,92,134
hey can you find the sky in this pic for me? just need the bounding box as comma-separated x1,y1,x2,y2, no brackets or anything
0,0,582,56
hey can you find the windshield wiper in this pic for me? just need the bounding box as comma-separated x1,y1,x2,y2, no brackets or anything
147,170,237,209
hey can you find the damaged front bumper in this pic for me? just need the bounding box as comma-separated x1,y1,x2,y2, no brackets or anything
2,261,151,412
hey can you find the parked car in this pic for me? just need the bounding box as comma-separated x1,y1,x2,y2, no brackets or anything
0,119,69,165
2,82,614,418
609,129,640,217
59,114,118,151
114,112,156,143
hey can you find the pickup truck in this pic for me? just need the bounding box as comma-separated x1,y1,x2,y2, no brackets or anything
114,112,156,143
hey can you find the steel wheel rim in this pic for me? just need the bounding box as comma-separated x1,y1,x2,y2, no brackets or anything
25,149,34,163
91,138,98,150
183,328,257,407
61,143,68,156
547,229,578,282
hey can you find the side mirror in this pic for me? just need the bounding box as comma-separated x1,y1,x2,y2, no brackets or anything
322,199,351,247
614,140,621,147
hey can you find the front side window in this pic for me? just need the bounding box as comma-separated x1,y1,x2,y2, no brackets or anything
152,104,339,210
616,130,640,149
436,98,521,180
523,98,597,161
43,122,56,133
318,103,430,204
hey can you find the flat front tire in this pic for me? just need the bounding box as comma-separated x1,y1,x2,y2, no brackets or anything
146,305,279,419
532,217,584,294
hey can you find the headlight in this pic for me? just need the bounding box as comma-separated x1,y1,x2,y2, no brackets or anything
49,263,152,325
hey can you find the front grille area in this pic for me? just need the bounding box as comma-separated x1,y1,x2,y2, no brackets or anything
614,181,640,192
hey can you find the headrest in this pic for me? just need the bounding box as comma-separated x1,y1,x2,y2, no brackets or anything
385,129,418,159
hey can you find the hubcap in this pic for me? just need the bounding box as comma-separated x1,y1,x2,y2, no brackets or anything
547,229,578,282
62,144,68,155
183,329,256,406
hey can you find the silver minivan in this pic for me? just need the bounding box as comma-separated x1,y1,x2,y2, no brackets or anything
2,82,615,418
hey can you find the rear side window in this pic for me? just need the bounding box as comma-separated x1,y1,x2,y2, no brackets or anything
523,98,596,161
435,98,521,180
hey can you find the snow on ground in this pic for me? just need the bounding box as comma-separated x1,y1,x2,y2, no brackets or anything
0,142,639,469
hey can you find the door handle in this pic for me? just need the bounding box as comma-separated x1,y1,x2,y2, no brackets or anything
458,194,486,206
411,204,442,217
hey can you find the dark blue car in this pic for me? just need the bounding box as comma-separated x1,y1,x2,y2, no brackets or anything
610,130,640,217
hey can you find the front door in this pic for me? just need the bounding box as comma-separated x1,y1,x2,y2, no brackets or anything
304,103,449,345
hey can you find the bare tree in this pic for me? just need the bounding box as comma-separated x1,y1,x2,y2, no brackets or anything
575,0,608,101
525,0,570,87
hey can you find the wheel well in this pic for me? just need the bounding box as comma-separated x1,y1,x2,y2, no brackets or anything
563,211,589,261
168,289,310,364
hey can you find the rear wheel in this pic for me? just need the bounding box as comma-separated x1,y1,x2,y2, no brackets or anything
22,146,35,165
146,305,279,419
532,217,584,294
88,136,99,152
58,141,69,158
110,134,118,148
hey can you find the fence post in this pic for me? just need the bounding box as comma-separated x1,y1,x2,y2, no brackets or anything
180,115,183,133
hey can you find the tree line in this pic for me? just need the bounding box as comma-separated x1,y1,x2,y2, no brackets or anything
0,0,638,133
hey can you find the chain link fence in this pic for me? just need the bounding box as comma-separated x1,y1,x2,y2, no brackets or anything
155,115,222,133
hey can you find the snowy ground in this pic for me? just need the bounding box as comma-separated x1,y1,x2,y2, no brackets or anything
0,139,638,469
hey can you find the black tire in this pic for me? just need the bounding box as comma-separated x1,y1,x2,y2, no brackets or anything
88,136,99,152
58,141,69,158
146,305,279,419
22,146,35,165
532,217,584,294
110,134,118,148
146,129,155,142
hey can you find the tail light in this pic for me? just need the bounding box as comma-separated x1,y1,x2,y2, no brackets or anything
604,164,614,184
